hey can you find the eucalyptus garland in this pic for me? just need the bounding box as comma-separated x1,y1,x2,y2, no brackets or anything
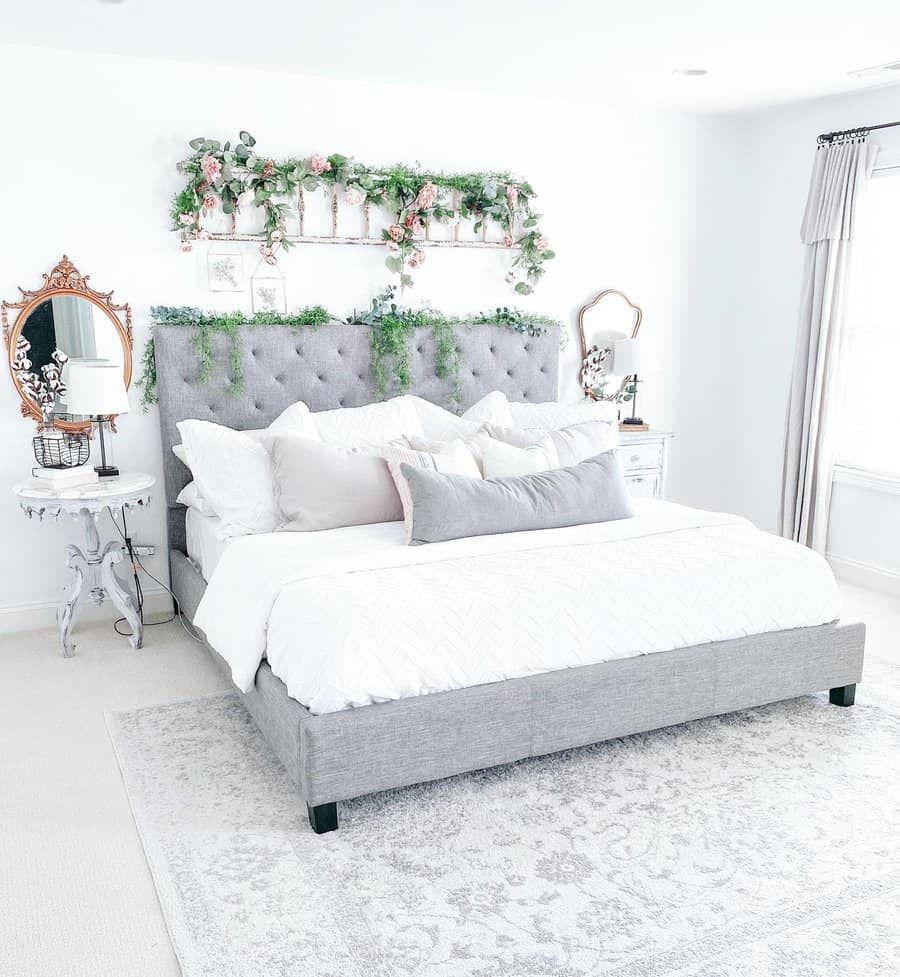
137,297,559,412
173,133,555,295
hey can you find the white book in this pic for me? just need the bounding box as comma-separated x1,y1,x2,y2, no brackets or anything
31,466,99,486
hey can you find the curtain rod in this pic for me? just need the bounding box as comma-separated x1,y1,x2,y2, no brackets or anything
818,120,900,144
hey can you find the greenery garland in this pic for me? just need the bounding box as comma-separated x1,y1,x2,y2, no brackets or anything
137,297,560,412
173,133,555,295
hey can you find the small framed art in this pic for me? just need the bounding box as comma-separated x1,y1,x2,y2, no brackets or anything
251,267,287,314
207,252,245,292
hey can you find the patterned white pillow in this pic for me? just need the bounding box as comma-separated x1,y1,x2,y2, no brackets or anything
480,435,559,479
382,441,481,537
461,391,514,427
312,397,425,447
508,399,617,430
401,396,486,442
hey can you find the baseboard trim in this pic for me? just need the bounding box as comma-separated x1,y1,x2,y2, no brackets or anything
0,587,173,636
827,553,900,598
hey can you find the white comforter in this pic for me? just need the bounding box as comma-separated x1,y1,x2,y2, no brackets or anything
194,500,841,714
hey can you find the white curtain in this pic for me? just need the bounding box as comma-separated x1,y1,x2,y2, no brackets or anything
780,137,878,552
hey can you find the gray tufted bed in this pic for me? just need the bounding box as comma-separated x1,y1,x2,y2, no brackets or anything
154,321,865,834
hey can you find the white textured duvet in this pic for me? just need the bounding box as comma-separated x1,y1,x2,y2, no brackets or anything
194,500,841,714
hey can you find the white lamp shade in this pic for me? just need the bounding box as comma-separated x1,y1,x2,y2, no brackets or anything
612,338,643,376
64,360,130,416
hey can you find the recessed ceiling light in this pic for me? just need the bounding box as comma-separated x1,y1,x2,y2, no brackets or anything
672,68,708,78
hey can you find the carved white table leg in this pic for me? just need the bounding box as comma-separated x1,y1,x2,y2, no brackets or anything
55,507,144,656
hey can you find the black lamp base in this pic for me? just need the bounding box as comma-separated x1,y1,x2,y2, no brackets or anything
621,416,645,426
94,465,120,479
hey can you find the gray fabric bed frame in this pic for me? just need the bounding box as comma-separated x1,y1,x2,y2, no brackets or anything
154,321,865,834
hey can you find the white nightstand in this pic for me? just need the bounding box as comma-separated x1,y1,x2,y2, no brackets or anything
13,473,155,657
618,430,673,499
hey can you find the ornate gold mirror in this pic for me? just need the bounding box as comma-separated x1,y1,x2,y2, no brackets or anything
2,256,133,432
577,289,642,402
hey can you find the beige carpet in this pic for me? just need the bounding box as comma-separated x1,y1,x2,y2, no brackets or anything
1,582,898,976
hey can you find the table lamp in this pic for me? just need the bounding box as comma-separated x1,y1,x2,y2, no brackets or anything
613,338,645,427
63,360,129,477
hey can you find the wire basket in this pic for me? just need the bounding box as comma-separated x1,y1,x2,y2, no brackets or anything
32,433,91,469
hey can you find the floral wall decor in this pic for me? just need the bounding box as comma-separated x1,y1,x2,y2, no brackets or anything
171,132,555,295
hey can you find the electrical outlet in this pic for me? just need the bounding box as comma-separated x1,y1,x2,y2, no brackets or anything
133,545,155,557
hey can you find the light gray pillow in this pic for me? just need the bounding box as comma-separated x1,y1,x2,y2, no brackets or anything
269,434,403,531
401,450,633,545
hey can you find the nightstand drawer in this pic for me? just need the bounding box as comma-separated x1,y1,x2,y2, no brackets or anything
620,441,662,473
626,473,661,498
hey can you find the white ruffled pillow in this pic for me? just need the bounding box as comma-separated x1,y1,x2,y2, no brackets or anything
507,398,618,430
176,420,280,536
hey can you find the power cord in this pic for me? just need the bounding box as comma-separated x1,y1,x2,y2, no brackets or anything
106,506,204,643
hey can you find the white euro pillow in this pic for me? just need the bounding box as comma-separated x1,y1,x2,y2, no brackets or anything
401,395,486,442
175,480,218,517
481,435,559,478
176,420,280,536
548,420,620,466
312,397,425,447
508,398,618,430
461,391,514,427
267,401,322,440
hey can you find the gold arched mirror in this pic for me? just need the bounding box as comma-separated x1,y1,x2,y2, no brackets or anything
577,289,642,401
2,256,133,432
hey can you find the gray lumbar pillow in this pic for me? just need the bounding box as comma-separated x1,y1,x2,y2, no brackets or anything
401,450,633,545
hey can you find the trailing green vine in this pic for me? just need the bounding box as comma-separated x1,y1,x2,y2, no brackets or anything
138,297,559,412
173,133,555,294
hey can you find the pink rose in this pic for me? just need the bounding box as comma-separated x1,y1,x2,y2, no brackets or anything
180,242,193,253
407,249,426,269
262,160,275,178
503,234,514,248
201,155,222,183
414,181,438,210
179,212,195,226
386,241,400,252
203,193,219,211
271,229,283,243
506,184,519,207
197,229,211,240
535,235,549,252
405,213,423,234
309,154,331,176
259,245,277,265
344,186,366,206
388,223,405,242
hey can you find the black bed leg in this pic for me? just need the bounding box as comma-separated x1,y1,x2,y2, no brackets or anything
829,684,856,707
307,802,339,834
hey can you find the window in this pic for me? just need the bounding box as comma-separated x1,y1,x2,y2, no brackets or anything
836,172,900,477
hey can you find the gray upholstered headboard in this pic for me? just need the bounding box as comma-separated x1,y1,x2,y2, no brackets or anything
154,321,559,553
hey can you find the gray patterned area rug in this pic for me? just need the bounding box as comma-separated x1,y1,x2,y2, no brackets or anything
108,676,900,977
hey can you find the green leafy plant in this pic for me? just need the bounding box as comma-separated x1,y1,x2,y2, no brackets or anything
172,134,555,294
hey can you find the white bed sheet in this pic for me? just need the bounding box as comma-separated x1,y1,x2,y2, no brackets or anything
185,508,233,580
194,500,841,715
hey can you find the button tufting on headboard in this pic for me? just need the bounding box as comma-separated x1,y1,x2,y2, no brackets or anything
154,322,559,555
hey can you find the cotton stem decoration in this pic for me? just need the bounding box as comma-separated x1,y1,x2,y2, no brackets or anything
172,133,555,294
13,339,69,423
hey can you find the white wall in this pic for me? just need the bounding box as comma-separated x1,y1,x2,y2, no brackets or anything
0,44,744,627
727,84,900,591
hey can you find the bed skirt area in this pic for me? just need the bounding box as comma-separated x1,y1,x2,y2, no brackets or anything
170,549,865,809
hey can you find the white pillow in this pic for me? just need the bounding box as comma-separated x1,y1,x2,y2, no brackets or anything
175,480,217,517
481,435,559,479
176,420,279,536
508,399,618,430
267,401,322,440
401,395,485,442
406,430,494,475
484,424,550,449
382,440,481,534
269,434,403,531
462,391,514,427
312,397,425,447
549,420,620,466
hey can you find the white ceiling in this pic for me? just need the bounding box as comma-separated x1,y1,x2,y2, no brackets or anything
7,0,900,114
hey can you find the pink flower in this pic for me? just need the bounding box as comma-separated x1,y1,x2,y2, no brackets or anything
414,181,438,210
503,234,514,248
506,184,519,207
344,186,366,206
179,212,195,226
407,249,426,269
203,193,219,211
261,160,275,178
271,229,283,243
309,154,331,176
201,155,222,183
386,241,400,252
405,213,423,234
197,229,211,241
388,223,405,242
259,245,277,265
535,235,549,252
180,242,193,253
